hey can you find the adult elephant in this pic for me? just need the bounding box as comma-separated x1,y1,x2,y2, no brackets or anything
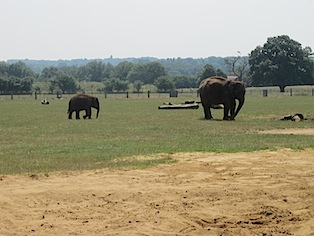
68,94,100,119
199,76,245,120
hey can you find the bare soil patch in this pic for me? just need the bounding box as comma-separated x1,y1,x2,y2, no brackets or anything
259,128,314,135
1,149,314,235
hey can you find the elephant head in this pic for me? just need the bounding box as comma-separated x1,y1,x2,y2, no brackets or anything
199,76,246,120
227,80,246,120
91,96,100,118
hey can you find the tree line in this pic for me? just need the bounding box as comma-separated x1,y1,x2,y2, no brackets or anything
1,35,314,94
0,58,226,94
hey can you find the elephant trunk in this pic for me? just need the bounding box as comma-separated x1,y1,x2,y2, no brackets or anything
232,97,245,119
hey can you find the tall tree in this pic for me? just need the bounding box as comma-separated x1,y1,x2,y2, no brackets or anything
127,62,166,84
41,66,60,79
78,61,109,82
154,76,175,92
103,78,129,92
172,75,197,88
112,61,134,80
249,35,314,92
54,74,78,93
133,80,143,92
8,61,36,78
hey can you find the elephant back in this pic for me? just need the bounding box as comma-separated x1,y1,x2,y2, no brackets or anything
69,94,94,109
199,76,227,89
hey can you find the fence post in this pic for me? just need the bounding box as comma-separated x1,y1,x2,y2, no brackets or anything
290,89,292,96
148,91,150,98
126,91,129,98
312,89,314,96
263,89,268,97
11,92,13,100
169,90,178,97
105,92,107,99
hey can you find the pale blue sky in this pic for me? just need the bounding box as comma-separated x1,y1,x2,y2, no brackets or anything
1,0,313,61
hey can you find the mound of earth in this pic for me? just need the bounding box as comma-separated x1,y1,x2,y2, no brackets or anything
1,149,314,235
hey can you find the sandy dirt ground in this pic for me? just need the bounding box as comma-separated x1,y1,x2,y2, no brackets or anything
1,148,314,236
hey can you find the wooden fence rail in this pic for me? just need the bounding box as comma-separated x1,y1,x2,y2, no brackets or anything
1,86,314,100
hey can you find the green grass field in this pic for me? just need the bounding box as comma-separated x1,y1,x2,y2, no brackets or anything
1,94,314,174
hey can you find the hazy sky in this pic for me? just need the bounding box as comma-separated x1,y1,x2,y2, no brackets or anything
1,0,313,61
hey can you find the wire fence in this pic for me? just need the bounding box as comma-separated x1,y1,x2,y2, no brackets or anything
1,86,314,100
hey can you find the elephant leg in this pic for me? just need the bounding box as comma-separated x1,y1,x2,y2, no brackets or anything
223,108,229,120
223,103,231,120
229,100,236,120
203,105,213,119
83,108,91,119
75,111,80,119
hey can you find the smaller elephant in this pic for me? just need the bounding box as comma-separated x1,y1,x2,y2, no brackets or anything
68,94,100,119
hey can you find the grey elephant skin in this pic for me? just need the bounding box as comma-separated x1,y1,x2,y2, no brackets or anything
68,94,100,119
199,76,245,120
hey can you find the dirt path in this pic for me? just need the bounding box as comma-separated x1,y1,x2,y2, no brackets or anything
1,149,314,235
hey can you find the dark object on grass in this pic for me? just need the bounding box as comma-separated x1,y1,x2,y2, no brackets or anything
158,102,199,109
277,113,305,122
41,99,49,105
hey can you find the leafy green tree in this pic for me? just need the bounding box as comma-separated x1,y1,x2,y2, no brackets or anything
103,78,115,92
0,62,9,76
59,66,79,79
8,61,36,78
249,35,314,92
112,61,134,80
78,61,109,82
127,64,146,83
54,74,78,93
41,66,60,79
200,64,216,79
103,78,129,92
48,78,58,94
103,63,114,79
172,75,197,88
154,76,175,92
0,77,7,92
0,76,33,94
113,78,129,92
20,77,33,92
127,62,167,84
145,62,167,84
198,64,227,84
133,80,143,92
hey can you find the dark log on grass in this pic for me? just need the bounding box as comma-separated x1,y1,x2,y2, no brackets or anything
158,104,199,109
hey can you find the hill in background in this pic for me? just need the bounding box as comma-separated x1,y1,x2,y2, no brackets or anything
7,57,230,76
